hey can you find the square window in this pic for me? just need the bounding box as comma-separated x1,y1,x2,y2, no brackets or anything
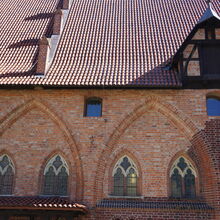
85,97,102,117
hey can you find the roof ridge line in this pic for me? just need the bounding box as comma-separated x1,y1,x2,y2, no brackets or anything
210,2,220,20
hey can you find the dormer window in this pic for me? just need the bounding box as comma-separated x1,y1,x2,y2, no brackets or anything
199,42,220,77
173,3,220,85
85,97,102,117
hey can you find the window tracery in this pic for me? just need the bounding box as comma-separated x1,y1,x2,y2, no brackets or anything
0,154,15,195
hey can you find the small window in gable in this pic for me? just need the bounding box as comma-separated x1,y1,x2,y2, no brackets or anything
207,97,220,116
170,157,197,199
85,97,102,117
43,155,69,196
0,154,15,195
199,43,220,77
112,156,139,197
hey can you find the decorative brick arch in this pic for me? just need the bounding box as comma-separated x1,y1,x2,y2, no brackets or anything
206,90,220,98
38,150,75,198
93,96,198,203
0,99,84,200
190,119,220,219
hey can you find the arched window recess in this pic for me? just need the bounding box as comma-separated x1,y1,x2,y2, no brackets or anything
170,157,198,199
0,154,15,195
112,156,139,177
43,155,69,196
112,156,139,197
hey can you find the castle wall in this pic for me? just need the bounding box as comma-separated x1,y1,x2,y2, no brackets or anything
0,89,219,219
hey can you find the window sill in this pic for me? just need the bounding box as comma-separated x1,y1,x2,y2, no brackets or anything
208,115,220,118
108,195,144,199
0,194,14,197
39,195,69,198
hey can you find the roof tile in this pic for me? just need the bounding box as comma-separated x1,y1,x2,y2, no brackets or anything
0,196,87,212
96,198,213,210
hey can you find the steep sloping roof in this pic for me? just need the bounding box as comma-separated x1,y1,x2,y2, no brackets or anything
0,0,220,87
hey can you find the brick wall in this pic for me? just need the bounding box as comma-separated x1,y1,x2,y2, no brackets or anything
0,89,219,219
191,119,220,219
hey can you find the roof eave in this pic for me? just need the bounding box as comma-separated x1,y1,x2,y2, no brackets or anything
0,83,183,90
0,206,87,213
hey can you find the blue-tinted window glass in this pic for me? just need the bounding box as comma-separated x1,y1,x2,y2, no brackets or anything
86,99,102,117
207,98,220,116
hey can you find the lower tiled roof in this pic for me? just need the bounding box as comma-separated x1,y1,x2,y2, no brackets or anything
0,196,87,213
96,198,213,210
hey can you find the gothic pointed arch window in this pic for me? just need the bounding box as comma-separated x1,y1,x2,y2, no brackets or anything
0,154,15,195
43,155,69,196
170,157,197,199
112,156,139,196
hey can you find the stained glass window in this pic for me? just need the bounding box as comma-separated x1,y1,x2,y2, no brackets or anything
43,155,69,196
170,157,197,199
0,155,15,195
112,156,138,196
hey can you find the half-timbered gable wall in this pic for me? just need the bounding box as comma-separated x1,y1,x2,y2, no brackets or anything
179,23,220,79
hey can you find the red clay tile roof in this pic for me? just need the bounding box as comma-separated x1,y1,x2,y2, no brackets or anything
0,0,220,87
0,196,87,213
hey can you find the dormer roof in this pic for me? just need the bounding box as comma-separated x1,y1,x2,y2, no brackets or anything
198,2,220,24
